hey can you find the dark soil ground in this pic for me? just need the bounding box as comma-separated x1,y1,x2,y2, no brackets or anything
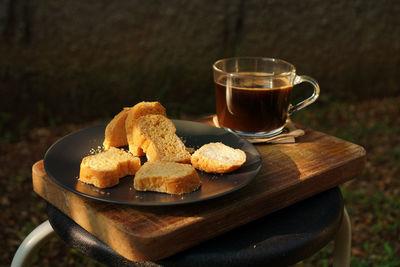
1,97,399,266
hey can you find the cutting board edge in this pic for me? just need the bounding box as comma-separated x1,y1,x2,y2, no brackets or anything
32,144,366,262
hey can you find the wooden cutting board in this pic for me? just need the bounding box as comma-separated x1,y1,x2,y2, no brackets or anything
32,122,365,262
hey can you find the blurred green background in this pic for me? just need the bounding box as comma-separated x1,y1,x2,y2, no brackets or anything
1,0,399,137
1,0,399,266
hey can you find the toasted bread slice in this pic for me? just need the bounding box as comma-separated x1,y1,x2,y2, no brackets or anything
125,101,166,156
103,107,131,150
79,147,141,188
133,114,191,163
190,142,246,173
134,161,201,194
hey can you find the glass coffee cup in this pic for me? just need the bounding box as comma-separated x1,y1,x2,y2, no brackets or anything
213,57,320,138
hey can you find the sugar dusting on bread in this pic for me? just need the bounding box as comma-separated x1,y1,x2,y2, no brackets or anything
191,142,246,173
79,101,246,192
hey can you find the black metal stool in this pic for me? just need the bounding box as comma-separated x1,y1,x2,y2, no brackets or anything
12,187,351,267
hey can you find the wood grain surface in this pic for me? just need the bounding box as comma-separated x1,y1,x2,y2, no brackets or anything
32,122,366,262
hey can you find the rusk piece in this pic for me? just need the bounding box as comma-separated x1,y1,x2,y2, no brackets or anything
133,114,191,163
103,107,130,150
125,101,166,156
79,147,141,188
191,142,246,173
134,161,201,195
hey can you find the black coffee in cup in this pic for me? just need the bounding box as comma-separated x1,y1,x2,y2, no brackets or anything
215,74,292,133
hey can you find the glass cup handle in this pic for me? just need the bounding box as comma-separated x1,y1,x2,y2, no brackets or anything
288,75,320,115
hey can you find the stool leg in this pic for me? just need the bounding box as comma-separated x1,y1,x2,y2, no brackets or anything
11,220,56,267
333,207,351,267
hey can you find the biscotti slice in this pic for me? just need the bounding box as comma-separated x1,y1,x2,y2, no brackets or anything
103,107,131,150
125,101,167,156
79,147,141,188
134,161,201,195
133,114,191,163
191,142,246,173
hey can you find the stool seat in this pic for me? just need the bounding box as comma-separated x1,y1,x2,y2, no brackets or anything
47,187,343,267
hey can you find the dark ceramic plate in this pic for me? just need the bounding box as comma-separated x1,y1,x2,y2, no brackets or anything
44,120,262,206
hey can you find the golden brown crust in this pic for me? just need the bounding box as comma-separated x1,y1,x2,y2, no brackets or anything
103,107,131,150
190,156,241,173
79,148,141,188
190,142,246,173
134,161,201,195
79,161,120,188
125,102,166,156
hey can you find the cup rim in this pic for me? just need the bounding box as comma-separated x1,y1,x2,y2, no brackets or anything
213,57,296,77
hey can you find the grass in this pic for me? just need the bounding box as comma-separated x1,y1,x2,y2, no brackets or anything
292,97,400,266
1,96,399,266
